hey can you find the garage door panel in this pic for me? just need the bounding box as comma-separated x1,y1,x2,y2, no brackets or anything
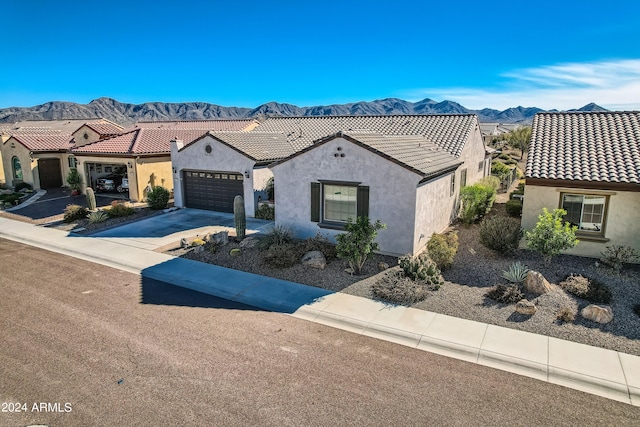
183,170,244,212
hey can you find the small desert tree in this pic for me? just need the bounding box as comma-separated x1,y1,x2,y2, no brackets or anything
525,208,578,265
508,126,532,160
336,216,386,275
66,168,82,192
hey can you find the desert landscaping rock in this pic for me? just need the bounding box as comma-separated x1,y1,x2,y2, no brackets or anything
523,270,553,294
212,230,229,245
180,237,189,248
581,305,614,324
301,250,327,269
378,262,390,271
515,299,537,316
239,236,258,249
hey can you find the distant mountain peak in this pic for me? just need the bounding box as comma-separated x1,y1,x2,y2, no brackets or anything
570,103,608,112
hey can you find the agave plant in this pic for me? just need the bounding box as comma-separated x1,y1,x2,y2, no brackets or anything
87,210,109,224
501,261,530,283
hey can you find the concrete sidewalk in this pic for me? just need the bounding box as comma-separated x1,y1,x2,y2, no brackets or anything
0,216,638,406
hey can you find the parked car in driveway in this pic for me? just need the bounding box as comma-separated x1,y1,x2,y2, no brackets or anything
96,167,129,193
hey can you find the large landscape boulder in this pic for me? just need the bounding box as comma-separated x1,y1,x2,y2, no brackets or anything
239,236,258,248
515,299,537,315
211,231,229,245
301,251,327,269
523,270,553,294
581,305,614,324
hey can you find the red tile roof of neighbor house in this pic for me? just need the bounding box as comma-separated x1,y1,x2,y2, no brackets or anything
206,131,297,163
71,128,209,155
1,119,114,135
5,134,74,152
526,111,640,184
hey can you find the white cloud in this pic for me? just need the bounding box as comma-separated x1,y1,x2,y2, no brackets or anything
406,59,640,111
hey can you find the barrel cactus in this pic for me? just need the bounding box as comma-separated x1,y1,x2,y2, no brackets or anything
234,195,246,240
85,187,97,211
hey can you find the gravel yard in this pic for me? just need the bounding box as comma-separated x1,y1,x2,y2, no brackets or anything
172,203,640,356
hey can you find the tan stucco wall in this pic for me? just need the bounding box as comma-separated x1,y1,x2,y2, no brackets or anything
413,173,457,254
136,156,173,201
2,139,35,187
72,126,102,147
522,184,640,258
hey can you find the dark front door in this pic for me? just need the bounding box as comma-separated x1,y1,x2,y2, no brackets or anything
38,158,63,189
183,170,244,212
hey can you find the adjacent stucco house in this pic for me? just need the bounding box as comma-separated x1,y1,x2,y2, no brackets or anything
70,120,257,201
522,111,640,258
0,119,118,190
171,114,490,255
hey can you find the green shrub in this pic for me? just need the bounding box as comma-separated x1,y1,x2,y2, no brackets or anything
478,176,501,191
459,183,496,224
87,210,109,224
336,217,386,275
255,203,275,220
426,231,458,269
146,186,170,210
302,232,337,261
505,199,523,217
371,270,432,305
0,193,21,205
485,284,524,304
502,262,529,283
63,204,88,223
66,168,82,191
262,243,302,268
498,153,510,160
479,216,522,254
556,306,576,323
525,208,579,265
15,182,32,192
491,161,511,181
559,274,612,304
257,226,293,250
107,201,135,217
600,245,639,272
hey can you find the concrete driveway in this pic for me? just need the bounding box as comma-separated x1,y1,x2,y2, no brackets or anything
6,187,124,221
88,208,274,250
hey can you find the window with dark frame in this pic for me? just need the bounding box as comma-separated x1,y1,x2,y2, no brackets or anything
460,168,467,188
450,173,455,196
310,181,369,227
561,193,608,235
12,156,22,180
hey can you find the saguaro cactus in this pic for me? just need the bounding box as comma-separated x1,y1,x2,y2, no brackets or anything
234,195,246,240
85,187,97,211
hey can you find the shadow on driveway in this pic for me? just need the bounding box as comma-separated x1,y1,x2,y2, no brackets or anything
8,188,124,221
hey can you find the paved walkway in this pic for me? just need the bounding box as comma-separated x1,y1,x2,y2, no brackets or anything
0,213,638,406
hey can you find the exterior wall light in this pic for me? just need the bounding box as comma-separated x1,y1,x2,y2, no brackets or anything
244,170,250,178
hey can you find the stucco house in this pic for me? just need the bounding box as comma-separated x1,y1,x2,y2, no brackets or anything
65,119,255,201
522,111,640,258
0,119,120,190
171,115,490,255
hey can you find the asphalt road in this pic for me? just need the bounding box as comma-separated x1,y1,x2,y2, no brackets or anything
1,238,638,426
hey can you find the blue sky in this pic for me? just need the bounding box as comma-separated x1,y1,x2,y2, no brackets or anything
2,0,640,111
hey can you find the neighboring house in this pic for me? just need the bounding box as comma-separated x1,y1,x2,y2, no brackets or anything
480,122,520,145
522,111,640,258
0,119,117,190
171,115,490,255
72,120,256,201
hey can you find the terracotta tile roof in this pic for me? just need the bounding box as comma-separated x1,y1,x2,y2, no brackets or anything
127,119,257,131
71,129,208,155
526,111,640,184
253,115,477,156
6,134,74,152
339,131,462,178
207,131,296,163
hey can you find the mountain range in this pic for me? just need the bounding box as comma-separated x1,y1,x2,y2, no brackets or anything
0,97,608,126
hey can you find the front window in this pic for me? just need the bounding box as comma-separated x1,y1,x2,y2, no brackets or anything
561,194,607,233
12,157,22,180
68,156,77,169
450,173,455,196
324,184,357,222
